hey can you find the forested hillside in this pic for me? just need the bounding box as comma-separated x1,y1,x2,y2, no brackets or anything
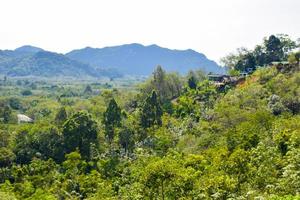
66,43,223,75
0,35,300,199
0,43,223,78
0,46,121,78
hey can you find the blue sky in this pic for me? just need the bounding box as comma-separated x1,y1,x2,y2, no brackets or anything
0,0,299,63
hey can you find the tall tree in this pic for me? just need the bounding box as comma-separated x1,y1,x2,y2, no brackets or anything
84,85,93,95
235,52,256,72
63,111,98,160
187,70,198,89
118,127,135,155
166,72,182,99
253,45,267,67
55,107,68,124
141,66,183,102
140,91,163,128
220,47,249,69
152,65,167,100
277,34,298,57
3,106,12,123
103,98,121,143
153,66,166,90
264,35,284,63
221,35,297,72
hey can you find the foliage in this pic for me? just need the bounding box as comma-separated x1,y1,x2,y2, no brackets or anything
140,91,163,129
187,70,198,89
84,85,93,95
221,34,298,71
288,51,300,64
1,34,300,199
103,98,121,143
63,111,98,160
140,66,183,102
21,90,32,96
2,106,12,123
55,107,68,124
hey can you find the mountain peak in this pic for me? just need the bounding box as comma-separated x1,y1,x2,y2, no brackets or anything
15,45,44,53
147,44,161,48
127,43,144,47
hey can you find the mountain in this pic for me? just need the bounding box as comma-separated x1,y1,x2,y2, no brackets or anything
0,46,121,78
0,44,223,78
2,51,96,77
66,43,224,75
15,45,44,53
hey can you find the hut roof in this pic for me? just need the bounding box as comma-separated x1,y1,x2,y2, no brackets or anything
17,114,33,123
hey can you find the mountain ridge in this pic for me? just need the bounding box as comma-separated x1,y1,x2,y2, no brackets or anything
14,45,44,53
0,44,224,78
0,48,121,78
66,43,223,75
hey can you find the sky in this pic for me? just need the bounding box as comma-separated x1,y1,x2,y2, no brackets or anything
0,0,299,63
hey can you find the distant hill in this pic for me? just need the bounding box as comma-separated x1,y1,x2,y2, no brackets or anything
0,44,224,78
66,43,224,75
0,46,121,78
15,45,44,53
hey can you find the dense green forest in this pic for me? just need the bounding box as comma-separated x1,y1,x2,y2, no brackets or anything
0,35,300,199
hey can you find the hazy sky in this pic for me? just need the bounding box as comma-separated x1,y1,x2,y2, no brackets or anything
0,0,299,62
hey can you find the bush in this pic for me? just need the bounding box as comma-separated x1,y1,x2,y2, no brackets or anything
9,98,23,110
268,94,286,115
21,90,32,96
0,147,15,167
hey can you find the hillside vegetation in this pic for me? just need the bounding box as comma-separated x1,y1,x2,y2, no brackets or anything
0,35,299,199
0,46,121,78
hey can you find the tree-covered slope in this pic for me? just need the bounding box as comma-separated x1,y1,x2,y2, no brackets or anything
4,51,97,77
0,43,223,78
66,43,224,75
0,35,299,199
1,63,299,199
0,46,122,78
